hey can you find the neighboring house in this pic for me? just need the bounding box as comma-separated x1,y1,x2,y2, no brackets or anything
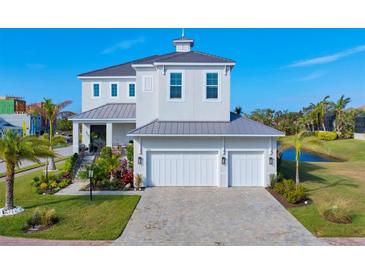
70,36,284,187
0,118,22,138
0,113,42,135
354,114,365,140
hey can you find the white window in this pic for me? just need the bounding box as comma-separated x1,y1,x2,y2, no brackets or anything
143,76,153,92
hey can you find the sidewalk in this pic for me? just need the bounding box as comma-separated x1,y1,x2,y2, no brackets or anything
0,236,112,246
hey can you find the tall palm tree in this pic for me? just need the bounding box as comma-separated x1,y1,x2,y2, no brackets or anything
234,106,243,116
317,96,331,131
279,131,323,184
330,95,351,134
0,130,53,210
32,98,72,170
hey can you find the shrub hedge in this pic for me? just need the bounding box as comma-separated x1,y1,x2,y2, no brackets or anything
315,131,337,141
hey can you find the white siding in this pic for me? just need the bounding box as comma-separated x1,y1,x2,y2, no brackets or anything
134,136,278,188
112,123,135,145
81,78,136,112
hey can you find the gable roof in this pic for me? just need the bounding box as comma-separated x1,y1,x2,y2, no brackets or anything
78,51,235,77
128,113,284,137
69,103,136,121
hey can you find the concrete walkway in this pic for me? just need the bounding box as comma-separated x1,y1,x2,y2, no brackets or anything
323,237,365,246
115,187,327,246
0,236,112,246
55,181,143,196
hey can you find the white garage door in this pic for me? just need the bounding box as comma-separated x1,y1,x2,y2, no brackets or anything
228,151,264,187
147,151,218,186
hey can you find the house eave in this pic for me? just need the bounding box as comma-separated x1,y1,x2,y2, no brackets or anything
77,76,136,80
127,133,285,137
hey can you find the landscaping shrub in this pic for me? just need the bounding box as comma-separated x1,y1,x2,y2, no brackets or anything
126,143,134,170
273,178,307,204
33,171,71,194
100,146,112,160
122,170,133,186
284,184,306,204
25,208,59,230
26,209,42,228
315,131,337,141
64,153,78,174
270,174,277,188
317,199,352,224
135,173,143,190
41,209,59,226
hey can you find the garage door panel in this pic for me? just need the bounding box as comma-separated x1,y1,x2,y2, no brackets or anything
229,151,264,187
147,151,218,186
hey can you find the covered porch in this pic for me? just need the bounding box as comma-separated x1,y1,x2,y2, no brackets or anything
69,103,136,154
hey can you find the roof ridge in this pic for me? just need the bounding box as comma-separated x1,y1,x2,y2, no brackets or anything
193,50,235,63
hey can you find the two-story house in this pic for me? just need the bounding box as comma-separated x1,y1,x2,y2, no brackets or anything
70,36,284,187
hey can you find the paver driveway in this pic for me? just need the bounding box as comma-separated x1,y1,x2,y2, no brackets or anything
114,187,325,246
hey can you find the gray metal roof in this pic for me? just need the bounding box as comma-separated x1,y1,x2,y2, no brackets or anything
79,51,235,77
69,103,136,121
128,113,284,136
78,55,160,77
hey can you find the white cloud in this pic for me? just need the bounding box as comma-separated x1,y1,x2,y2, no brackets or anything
26,63,46,69
288,44,365,67
101,36,145,54
296,70,327,81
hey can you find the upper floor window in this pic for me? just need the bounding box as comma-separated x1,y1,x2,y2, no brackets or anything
143,76,153,92
129,83,135,97
93,83,100,97
111,83,118,97
206,72,219,99
170,72,182,99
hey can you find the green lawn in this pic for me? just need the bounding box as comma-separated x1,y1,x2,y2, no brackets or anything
280,138,365,237
0,163,140,240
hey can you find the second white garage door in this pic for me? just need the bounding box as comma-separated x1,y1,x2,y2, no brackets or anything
147,151,218,186
228,151,264,187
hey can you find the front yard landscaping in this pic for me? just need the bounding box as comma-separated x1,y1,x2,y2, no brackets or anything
0,163,140,240
280,139,365,237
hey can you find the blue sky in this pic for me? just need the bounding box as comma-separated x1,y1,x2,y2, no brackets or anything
0,28,364,113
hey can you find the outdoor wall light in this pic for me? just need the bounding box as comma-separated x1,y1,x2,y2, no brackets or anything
221,156,226,165
138,156,143,165
269,157,274,165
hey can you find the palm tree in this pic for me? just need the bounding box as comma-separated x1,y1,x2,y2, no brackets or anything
279,131,323,184
330,95,351,134
316,96,331,131
234,106,243,116
41,133,66,178
97,153,122,182
32,98,72,170
0,130,53,210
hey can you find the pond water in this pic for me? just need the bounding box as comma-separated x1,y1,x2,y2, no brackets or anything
281,148,333,162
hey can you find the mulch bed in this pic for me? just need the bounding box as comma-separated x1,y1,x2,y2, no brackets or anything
266,187,311,209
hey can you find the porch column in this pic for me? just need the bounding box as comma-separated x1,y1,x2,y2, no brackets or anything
106,123,113,147
82,124,90,148
72,121,79,154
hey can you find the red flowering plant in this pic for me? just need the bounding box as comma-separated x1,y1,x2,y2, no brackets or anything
121,170,134,187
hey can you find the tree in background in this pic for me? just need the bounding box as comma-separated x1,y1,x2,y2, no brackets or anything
234,106,243,116
32,98,72,170
0,130,53,211
330,95,351,135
